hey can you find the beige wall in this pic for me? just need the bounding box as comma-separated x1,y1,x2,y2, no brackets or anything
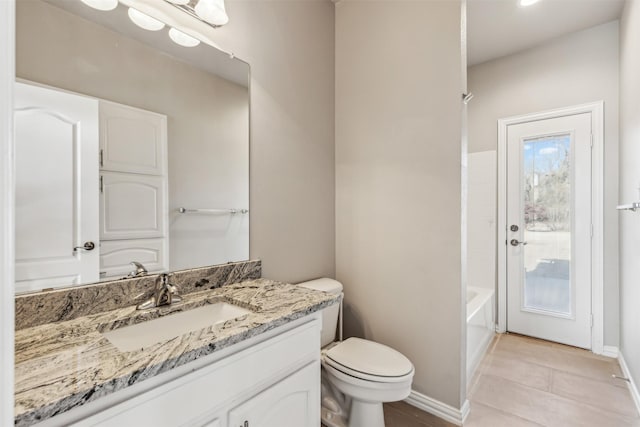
17,0,336,283
619,0,640,386
336,0,465,408
468,21,620,346
213,0,336,282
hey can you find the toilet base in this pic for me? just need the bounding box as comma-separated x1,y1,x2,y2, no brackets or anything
349,400,385,427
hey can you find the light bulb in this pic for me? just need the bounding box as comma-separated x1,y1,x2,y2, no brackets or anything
127,8,165,31
519,0,540,6
169,28,200,47
80,0,118,11
194,0,229,26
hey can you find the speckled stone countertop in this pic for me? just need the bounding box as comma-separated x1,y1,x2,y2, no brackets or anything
15,279,340,427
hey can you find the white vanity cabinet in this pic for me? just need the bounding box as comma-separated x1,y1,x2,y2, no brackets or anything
55,316,321,427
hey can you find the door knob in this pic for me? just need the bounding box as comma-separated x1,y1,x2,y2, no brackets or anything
510,239,527,247
74,241,96,252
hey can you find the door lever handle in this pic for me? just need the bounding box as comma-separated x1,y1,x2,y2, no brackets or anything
510,239,527,247
74,241,96,252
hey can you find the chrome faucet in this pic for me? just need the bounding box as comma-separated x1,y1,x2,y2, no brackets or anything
136,273,182,310
128,261,148,278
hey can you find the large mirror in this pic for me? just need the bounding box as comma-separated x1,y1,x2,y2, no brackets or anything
14,0,249,294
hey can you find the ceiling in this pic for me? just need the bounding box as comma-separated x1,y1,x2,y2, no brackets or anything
467,0,625,66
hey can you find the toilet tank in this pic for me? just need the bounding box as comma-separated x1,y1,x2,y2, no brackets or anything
298,278,343,347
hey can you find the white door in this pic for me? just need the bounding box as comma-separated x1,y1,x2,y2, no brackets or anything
506,112,592,348
100,238,166,279
14,82,99,292
99,100,167,176
100,171,166,240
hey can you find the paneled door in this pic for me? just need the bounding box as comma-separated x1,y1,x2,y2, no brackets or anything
506,112,592,349
14,82,99,292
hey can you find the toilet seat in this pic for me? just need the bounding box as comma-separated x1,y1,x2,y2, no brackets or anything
323,338,414,383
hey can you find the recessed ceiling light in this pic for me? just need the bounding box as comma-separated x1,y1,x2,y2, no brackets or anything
520,0,540,6
127,8,166,31
168,28,201,47
80,0,118,11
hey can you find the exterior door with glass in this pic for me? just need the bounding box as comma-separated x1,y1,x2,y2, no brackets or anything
506,112,592,349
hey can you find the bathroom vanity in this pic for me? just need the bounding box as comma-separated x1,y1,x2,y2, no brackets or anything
14,275,339,427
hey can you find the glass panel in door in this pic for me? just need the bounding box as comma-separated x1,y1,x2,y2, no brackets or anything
522,134,571,316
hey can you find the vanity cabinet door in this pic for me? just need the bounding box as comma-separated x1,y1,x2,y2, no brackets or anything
99,101,167,176
100,172,167,240
227,361,320,427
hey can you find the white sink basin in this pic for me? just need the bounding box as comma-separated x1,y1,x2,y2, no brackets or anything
102,302,251,352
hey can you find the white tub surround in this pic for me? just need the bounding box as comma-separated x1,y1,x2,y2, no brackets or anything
14,279,340,426
466,286,495,380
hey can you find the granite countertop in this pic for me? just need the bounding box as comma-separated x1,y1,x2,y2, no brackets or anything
14,278,340,426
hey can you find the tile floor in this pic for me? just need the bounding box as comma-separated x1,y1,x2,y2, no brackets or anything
465,333,640,427
383,333,640,427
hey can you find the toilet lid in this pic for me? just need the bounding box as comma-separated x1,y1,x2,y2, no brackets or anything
324,338,414,379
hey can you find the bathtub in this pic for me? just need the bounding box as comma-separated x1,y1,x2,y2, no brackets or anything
466,286,495,380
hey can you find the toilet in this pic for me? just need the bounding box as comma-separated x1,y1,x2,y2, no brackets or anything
299,278,415,427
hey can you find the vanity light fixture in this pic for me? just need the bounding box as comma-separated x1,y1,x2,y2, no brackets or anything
519,0,540,6
163,0,229,29
127,7,166,31
168,28,201,47
80,0,118,11
194,0,229,26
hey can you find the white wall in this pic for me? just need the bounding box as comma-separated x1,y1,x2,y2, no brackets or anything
468,21,620,346
336,0,465,409
619,0,640,389
468,151,496,290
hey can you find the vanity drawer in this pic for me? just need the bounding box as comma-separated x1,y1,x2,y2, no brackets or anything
74,318,321,427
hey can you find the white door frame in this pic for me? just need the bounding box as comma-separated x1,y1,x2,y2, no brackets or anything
0,0,16,424
497,102,604,355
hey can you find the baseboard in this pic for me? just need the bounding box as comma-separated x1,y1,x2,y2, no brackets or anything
602,345,619,358
618,351,640,416
404,390,470,426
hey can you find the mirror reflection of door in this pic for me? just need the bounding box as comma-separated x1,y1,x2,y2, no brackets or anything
14,82,99,293
506,112,592,349
15,0,251,292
